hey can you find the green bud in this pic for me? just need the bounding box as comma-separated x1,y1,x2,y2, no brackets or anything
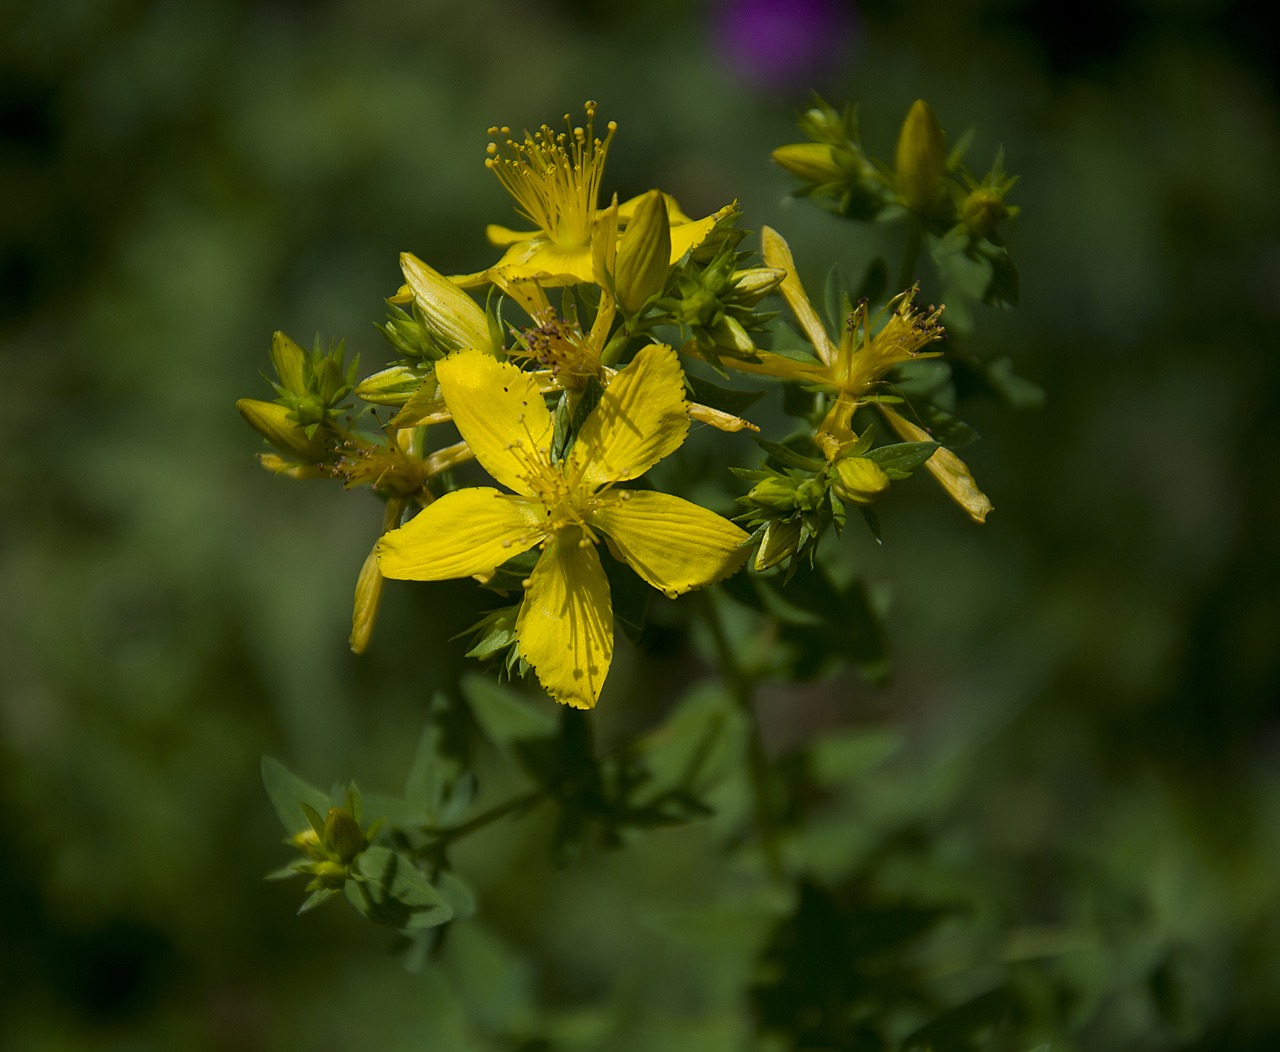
256,452,327,480
961,187,1006,238
310,860,348,890
349,545,383,656
354,365,427,407
614,189,672,315
895,99,946,213
794,476,828,512
747,477,799,512
236,398,326,460
772,142,846,185
270,332,308,396
707,314,756,357
322,806,367,865
754,517,803,572
831,457,891,505
730,267,786,305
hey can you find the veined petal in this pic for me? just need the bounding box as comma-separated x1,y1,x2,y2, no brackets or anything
400,253,495,354
574,343,689,489
517,532,613,709
494,239,594,286
761,226,838,367
590,491,748,598
879,405,993,523
377,488,543,580
436,350,554,495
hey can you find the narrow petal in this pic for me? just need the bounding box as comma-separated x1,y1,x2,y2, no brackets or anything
377,488,542,580
761,226,838,367
590,491,748,598
485,224,538,247
722,349,829,386
400,253,495,354
517,533,613,709
879,406,993,523
436,350,554,495
574,343,689,489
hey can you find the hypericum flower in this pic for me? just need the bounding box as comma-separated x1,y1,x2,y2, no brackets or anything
376,344,749,709
456,102,730,288
727,226,992,521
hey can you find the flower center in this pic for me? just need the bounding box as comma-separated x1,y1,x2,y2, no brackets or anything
486,101,617,249
837,286,945,396
511,309,602,389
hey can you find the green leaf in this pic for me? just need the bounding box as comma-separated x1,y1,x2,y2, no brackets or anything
261,757,331,835
435,869,478,922
754,437,825,473
864,440,938,478
296,887,338,915
347,847,453,930
821,261,855,337
404,694,474,827
461,674,557,753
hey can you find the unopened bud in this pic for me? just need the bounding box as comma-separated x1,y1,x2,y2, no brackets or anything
832,457,891,505
772,142,846,185
270,332,308,395
311,860,348,889
400,252,494,354
614,189,671,315
961,188,1006,238
730,267,786,305
754,517,803,572
354,365,426,407
746,477,798,512
349,545,383,656
895,100,945,213
237,398,326,460
707,314,756,357
323,807,367,865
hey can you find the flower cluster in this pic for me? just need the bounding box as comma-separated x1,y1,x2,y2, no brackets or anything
238,101,1006,709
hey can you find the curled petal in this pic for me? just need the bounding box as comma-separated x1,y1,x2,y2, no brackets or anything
517,533,613,709
879,406,993,523
761,226,838,367
436,351,554,495
574,344,689,489
590,491,748,598
377,488,542,580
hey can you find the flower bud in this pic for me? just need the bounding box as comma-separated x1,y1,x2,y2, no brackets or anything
832,457,891,505
754,517,803,572
746,477,799,512
707,314,757,357
270,331,308,396
961,187,1006,238
236,398,326,460
400,252,494,354
354,365,426,407
730,267,786,305
771,142,846,185
310,860,348,890
895,100,945,213
614,189,671,315
323,806,367,865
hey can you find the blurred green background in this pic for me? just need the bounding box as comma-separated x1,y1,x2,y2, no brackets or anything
3,0,1279,1048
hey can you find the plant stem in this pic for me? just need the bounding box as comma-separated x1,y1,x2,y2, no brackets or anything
700,590,784,882
424,789,543,849
897,219,923,292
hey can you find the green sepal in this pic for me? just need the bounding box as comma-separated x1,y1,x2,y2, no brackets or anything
864,440,939,479
754,437,826,473
296,887,339,915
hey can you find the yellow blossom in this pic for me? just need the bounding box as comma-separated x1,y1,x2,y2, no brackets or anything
376,345,749,709
456,102,728,288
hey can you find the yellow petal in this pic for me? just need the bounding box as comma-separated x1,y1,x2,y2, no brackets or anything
760,226,838,367
879,406,993,523
590,491,748,598
721,349,829,386
399,253,495,354
376,488,542,580
516,532,613,709
571,344,689,489
485,223,537,247
493,238,594,286
436,350,554,495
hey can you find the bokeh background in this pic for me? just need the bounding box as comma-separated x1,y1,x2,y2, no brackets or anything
3,0,1279,1048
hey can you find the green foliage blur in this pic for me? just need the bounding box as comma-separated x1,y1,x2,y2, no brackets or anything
4,0,1279,1048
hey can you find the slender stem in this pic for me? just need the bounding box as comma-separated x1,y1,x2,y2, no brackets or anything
897,219,923,292
700,590,784,882
423,789,543,849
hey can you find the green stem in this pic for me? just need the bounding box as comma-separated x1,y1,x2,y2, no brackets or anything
423,789,543,849
700,590,784,882
897,220,923,292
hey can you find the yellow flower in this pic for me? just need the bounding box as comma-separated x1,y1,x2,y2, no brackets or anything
727,226,992,522
376,344,749,709
457,102,728,288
